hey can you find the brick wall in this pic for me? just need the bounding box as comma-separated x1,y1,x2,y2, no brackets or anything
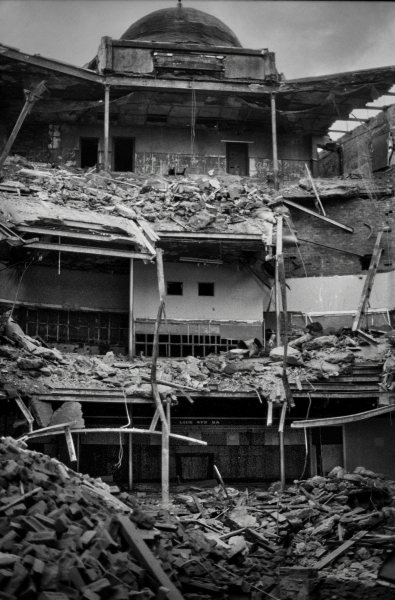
319,106,395,177
284,196,395,277
10,123,51,162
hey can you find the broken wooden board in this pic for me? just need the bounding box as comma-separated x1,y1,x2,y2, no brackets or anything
314,530,368,570
118,515,185,600
352,231,383,332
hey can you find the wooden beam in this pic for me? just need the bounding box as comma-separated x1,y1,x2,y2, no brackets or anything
345,117,370,122
271,93,279,191
159,232,262,240
64,427,77,462
128,404,133,492
151,248,170,509
314,531,368,570
351,231,383,332
105,75,275,95
0,44,103,83
305,163,326,216
103,84,110,171
0,81,47,177
14,397,34,432
291,404,395,429
118,516,186,600
283,199,354,232
129,258,135,357
279,401,287,488
21,428,208,446
275,216,282,346
110,38,270,57
25,242,152,260
17,226,134,244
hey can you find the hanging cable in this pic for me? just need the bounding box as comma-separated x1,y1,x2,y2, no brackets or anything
114,388,132,469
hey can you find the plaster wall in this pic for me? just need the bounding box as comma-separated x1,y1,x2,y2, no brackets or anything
59,123,312,160
41,122,311,179
285,270,395,313
0,261,264,321
344,418,395,479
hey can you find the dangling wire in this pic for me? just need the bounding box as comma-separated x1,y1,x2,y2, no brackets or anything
114,388,132,469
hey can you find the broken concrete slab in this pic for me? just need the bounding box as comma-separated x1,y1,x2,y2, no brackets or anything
49,401,84,429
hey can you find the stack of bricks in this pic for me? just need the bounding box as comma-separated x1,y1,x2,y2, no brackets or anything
0,436,165,600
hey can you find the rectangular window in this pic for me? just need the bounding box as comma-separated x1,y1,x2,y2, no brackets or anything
167,282,183,296
198,282,214,296
135,333,238,358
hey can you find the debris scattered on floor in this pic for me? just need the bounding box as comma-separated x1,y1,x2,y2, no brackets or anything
1,435,395,599
0,156,283,235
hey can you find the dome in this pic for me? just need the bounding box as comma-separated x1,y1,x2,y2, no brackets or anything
120,6,242,48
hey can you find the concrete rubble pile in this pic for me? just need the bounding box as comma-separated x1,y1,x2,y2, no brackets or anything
166,465,395,598
0,304,393,428
0,435,395,599
0,156,281,235
1,312,389,407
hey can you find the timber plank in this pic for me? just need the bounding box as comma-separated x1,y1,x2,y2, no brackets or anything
118,515,185,600
314,530,368,570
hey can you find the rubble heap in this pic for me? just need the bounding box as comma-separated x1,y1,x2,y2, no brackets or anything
0,435,395,599
1,326,388,398
0,156,281,235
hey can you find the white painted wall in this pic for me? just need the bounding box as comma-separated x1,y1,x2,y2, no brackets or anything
0,261,264,321
285,271,395,313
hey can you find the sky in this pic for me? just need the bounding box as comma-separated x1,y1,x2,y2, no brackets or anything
1,0,395,136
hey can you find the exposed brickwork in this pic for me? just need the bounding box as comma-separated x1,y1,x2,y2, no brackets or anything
284,196,395,277
10,123,51,162
319,106,395,177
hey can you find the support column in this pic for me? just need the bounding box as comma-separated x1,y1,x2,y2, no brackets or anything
128,403,133,492
129,258,135,357
279,400,287,488
271,92,279,191
275,216,283,347
103,84,110,172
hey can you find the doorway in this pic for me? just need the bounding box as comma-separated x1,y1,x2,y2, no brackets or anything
113,137,135,172
226,142,249,176
80,137,99,168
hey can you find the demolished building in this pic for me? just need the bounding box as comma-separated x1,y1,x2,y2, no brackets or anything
1,3,395,495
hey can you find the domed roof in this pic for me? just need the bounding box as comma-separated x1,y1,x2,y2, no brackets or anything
121,6,242,48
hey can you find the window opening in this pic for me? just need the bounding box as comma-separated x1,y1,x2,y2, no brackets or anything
167,282,183,296
135,333,239,358
198,282,215,296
